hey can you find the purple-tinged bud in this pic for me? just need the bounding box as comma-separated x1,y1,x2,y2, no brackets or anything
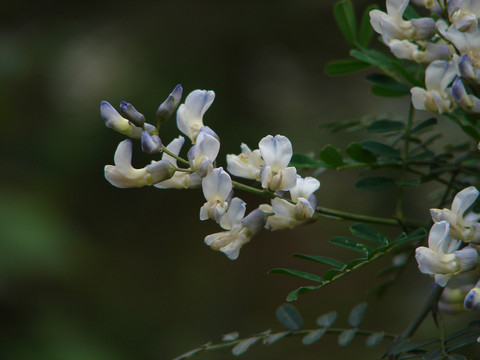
146,159,176,184
119,101,145,128
156,84,183,125
452,77,480,113
141,131,162,154
464,286,480,310
242,208,267,235
100,101,142,139
458,55,477,81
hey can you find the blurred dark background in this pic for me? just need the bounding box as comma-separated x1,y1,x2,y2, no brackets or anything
0,1,477,359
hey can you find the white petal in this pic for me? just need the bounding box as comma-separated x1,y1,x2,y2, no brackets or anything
279,167,298,191
184,90,215,119
290,176,320,202
451,186,479,216
162,136,185,165
196,130,220,163
220,197,246,230
454,246,479,272
425,61,456,91
114,139,134,172
386,0,409,18
259,135,293,171
202,168,232,202
428,221,451,252
271,198,296,218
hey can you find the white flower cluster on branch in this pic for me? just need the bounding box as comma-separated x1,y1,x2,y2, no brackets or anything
101,86,320,260
370,0,480,114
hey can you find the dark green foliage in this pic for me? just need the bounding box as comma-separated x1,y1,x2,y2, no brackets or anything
302,329,326,345
325,59,371,76
355,176,397,190
366,119,405,133
345,142,377,163
358,5,378,46
292,254,345,269
276,304,304,331
330,236,372,255
333,0,357,46
269,268,323,283
338,329,357,346
319,144,344,168
289,153,327,169
316,311,338,328
366,332,385,347
348,302,367,327
232,337,260,356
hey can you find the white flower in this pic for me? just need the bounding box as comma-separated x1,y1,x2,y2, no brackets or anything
100,101,156,139
439,24,480,68
154,136,202,189
105,139,175,188
415,221,479,287
205,208,266,260
262,175,320,231
388,39,451,63
227,143,265,180
176,89,215,143
451,77,480,113
412,0,442,13
219,197,246,230
369,0,435,43
430,186,480,243
411,60,457,113
259,135,297,191
448,0,480,32
200,168,232,223
188,128,220,177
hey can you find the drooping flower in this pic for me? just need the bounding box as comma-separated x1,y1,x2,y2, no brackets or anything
430,186,480,243
176,89,215,143
105,139,175,188
259,135,297,191
451,77,480,113
200,168,233,223
261,175,320,231
411,60,457,113
388,39,451,63
369,0,435,44
227,143,265,180
154,136,201,189
415,221,479,287
188,127,220,177
205,208,266,260
448,0,480,32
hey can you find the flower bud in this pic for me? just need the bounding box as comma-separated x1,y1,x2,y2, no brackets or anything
145,159,176,183
100,101,143,139
451,77,480,113
141,131,162,154
464,280,480,310
241,208,267,235
119,101,145,128
156,84,183,126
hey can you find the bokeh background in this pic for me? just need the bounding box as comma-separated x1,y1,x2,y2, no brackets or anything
1,0,478,359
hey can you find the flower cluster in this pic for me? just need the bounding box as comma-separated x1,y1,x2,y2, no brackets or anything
415,187,480,309
370,0,480,114
101,86,320,260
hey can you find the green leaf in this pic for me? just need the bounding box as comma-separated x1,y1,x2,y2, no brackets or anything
345,142,377,163
317,311,338,328
292,254,345,269
366,73,410,94
325,59,371,76
355,176,396,191
350,223,388,244
330,236,372,255
302,329,326,345
263,331,289,345
290,153,326,169
276,304,304,331
390,60,423,86
348,302,367,327
232,337,260,356
411,117,437,134
358,5,378,46
338,329,357,346
333,0,357,46
371,85,409,97
319,145,343,168
286,285,322,302
392,228,427,246
269,268,323,283
324,269,342,281
460,124,480,141
173,347,204,360
366,119,404,133
223,332,240,342
345,258,364,270
350,49,393,69
361,140,400,158
366,332,385,347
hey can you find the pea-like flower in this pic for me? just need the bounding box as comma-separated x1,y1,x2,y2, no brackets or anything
261,175,320,231
415,221,479,287
154,136,201,189
205,208,266,260
105,139,176,188
451,77,480,113
188,128,220,177
448,0,480,32
369,0,435,44
430,186,480,243
410,60,457,113
200,168,233,223
388,39,451,63
176,89,215,143
227,143,265,180
259,135,297,191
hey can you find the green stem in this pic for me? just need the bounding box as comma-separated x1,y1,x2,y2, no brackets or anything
181,327,398,357
161,146,190,166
